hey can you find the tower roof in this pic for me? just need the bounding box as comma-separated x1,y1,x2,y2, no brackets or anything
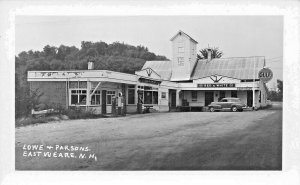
170,30,198,44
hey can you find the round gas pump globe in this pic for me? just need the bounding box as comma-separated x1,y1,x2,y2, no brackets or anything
258,68,273,83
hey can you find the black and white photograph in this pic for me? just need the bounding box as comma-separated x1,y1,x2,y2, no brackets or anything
1,1,300,185
14,15,283,170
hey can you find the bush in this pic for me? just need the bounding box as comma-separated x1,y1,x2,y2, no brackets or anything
62,108,100,119
268,91,282,102
15,106,105,127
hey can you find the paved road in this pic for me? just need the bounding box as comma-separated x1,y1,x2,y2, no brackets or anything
15,103,282,170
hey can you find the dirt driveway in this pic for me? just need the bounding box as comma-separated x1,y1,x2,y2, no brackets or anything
15,103,282,170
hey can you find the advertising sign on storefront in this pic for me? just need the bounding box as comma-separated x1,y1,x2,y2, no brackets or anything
138,77,161,85
258,68,273,83
197,83,235,88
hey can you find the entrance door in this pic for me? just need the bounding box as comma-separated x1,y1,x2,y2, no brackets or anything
247,90,253,107
219,91,225,101
171,90,176,107
102,90,107,114
205,91,214,106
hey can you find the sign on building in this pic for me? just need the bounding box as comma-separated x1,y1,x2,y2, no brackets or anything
138,77,161,85
197,83,235,88
258,68,273,83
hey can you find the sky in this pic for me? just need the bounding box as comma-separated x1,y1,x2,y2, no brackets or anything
16,16,283,88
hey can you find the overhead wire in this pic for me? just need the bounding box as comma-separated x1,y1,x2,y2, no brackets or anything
266,56,283,60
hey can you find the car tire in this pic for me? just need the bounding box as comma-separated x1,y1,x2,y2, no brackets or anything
209,107,215,112
231,106,238,112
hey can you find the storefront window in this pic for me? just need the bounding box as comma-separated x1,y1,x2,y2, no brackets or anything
70,90,87,105
141,86,158,105
144,91,152,104
128,87,135,104
231,91,237,98
153,91,158,104
90,90,101,105
106,91,115,105
219,91,226,101
191,91,197,101
71,94,78,105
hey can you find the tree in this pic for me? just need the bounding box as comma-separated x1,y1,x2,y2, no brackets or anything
85,48,98,63
197,47,223,60
267,80,283,102
277,79,283,93
43,45,57,58
277,79,283,101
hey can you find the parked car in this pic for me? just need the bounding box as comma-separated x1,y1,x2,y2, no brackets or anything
208,97,247,112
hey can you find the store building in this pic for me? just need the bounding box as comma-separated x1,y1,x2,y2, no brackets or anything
27,30,269,114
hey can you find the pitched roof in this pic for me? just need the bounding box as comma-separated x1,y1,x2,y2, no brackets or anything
141,60,172,80
170,30,198,44
191,56,265,80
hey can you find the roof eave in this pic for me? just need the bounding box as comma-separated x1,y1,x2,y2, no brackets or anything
170,30,198,44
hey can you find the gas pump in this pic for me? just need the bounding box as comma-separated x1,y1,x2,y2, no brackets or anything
112,92,125,116
117,92,123,115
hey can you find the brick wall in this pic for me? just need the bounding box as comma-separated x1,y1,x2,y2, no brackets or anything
30,81,67,108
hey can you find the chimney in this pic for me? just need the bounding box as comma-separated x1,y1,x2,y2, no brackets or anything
207,48,212,62
88,61,94,70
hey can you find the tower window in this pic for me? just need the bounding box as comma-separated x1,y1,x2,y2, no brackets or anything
178,57,184,66
178,47,184,53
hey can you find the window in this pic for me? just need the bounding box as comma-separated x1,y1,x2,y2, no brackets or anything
219,91,226,101
178,47,184,53
70,90,87,105
90,90,101,105
178,57,184,66
106,91,115,105
231,91,237,98
144,91,152,104
127,86,135,104
142,86,158,105
153,91,158,104
161,92,166,99
221,99,228,102
259,91,261,103
191,91,197,101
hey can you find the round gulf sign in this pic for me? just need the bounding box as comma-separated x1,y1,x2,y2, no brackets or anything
258,68,273,83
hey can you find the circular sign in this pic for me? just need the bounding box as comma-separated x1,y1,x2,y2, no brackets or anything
258,68,273,83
